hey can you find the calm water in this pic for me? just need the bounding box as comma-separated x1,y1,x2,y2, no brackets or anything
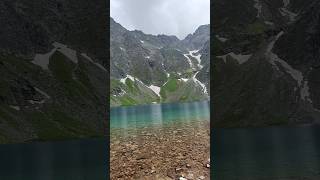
213,126,320,179
0,138,107,180
110,101,210,129
110,101,210,179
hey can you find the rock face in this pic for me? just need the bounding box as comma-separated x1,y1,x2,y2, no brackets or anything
0,0,108,143
110,17,210,107
181,25,210,51
212,0,320,127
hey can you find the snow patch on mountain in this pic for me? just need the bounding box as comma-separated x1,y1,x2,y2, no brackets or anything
25,87,51,105
265,21,274,26
301,81,312,103
179,78,189,82
217,52,252,64
215,35,228,42
35,87,50,99
266,31,313,103
283,0,290,7
278,0,297,23
254,0,262,18
183,54,193,68
33,48,56,70
191,72,208,94
189,50,203,68
33,42,79,70
279,7,297,22
184,50,203,69
113,88,126,97
81,53,107,72
149,85,161,97
266,32,303,85
266,31,284,52
120,75,135,84
53,42,78,63
269,52,303,86
118,75,161,98
9,105,20,111
28,98,47,105
266,32,303,86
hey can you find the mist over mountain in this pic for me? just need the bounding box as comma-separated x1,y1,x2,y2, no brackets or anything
110,17,210,106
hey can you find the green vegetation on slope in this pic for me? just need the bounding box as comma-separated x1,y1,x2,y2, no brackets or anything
110,78,159,107
246,20,268,35
0,52,105,143
49,51,94,103
160,78,179,99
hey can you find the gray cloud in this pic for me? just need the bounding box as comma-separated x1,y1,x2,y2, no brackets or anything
111,0,210,39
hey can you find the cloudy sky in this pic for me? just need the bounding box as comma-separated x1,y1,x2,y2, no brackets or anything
110,0,210,39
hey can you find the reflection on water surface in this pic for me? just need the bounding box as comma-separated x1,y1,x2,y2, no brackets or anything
111,101,210,129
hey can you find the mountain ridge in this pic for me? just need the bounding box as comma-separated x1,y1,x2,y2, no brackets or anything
110,17,210,107
0,0,108,143
212,0,320,127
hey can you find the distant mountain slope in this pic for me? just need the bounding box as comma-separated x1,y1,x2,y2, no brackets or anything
0,0,107,143
212,0,320,127
110,17,210,107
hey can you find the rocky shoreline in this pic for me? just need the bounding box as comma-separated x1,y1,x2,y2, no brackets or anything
110,120,210,180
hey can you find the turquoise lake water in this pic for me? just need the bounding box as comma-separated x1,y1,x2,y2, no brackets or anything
213,126,320,179
0,138,106,180
110,101,210,129
0,101,210,180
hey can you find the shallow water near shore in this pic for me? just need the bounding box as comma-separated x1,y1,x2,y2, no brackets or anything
110,101,210,179
111,101,210,129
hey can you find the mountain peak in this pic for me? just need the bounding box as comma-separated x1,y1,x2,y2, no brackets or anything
181,24,210,50
110,17,210,106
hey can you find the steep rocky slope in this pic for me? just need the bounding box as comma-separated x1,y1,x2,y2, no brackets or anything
110,18,210,106
0,0,108,143
212,0,320,127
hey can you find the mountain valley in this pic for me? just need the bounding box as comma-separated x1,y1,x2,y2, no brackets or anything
110,18,210,106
